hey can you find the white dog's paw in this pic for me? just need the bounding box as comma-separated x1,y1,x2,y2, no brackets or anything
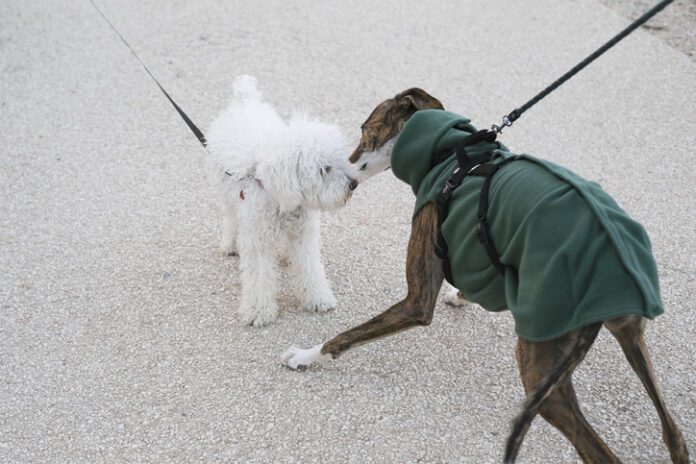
220,245,239,257
240,306,278,327
219,238,238,257
303,294,337,313
443,287,469,307
280,344,330,370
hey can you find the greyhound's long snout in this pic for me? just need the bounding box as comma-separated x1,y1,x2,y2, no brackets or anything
348,177,358,191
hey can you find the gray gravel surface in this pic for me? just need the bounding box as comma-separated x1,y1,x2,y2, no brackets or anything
1,0,694,463
599,0,696,59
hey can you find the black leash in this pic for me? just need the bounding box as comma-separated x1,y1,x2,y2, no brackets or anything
491,0,674,134
435,0,674,280
89,0,672,192
88,0,208,150
89,0,673,148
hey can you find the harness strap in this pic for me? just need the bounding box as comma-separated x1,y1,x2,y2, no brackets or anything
472,157,519,276
454,130,497,167
435,130,496,209
434,130,520,283
434,130,498,283
434,225,454,284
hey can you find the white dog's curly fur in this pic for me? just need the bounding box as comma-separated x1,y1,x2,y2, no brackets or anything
206,76,357,327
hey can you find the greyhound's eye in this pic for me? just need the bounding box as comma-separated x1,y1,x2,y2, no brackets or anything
360,163,367,171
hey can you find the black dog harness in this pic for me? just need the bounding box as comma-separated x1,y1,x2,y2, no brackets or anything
434,130,519,283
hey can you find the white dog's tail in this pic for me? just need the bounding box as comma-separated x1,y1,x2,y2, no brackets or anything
233,75,263,103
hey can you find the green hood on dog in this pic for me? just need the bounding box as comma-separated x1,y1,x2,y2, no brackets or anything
391,109,662,342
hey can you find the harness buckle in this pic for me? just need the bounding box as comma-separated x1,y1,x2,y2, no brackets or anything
467,163,482,175
439,167,462,199
436,188,450,208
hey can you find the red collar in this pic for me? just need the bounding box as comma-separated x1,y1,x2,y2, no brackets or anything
240,178,264,200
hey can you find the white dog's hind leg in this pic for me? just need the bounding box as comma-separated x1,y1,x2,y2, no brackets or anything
238,245,279,327
220,200,239,256
237,209,280,327
288,212,337,312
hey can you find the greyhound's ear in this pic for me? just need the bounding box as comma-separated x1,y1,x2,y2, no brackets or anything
397,88,444,110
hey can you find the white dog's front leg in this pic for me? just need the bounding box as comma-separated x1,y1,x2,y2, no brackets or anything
288,212,337,312
280,343,331,370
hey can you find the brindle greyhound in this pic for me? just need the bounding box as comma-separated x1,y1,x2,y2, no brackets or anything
280,89,689,463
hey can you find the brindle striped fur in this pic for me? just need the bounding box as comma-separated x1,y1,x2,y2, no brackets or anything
349,88,443,164
319,89,689,463
321,203,444,357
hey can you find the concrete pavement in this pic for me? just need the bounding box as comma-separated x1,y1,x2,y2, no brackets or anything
1,0,694,462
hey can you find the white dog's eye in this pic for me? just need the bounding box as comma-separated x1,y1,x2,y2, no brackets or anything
320,166,332,176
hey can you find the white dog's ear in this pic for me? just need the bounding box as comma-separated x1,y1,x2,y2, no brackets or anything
256,156,304,213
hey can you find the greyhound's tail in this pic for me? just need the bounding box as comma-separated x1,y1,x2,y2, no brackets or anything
232,75,263,103
503,322,602,463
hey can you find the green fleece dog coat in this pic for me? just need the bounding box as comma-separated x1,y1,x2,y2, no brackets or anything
391,110,663,341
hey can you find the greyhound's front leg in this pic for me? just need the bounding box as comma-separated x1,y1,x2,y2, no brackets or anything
281,204,444,370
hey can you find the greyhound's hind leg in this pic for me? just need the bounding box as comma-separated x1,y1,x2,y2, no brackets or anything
514,331,620,463
605,315,689,464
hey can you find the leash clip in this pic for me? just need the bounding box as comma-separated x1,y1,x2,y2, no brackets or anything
491,115,513,134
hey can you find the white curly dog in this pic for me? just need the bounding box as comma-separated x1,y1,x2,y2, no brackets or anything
206,76,358,327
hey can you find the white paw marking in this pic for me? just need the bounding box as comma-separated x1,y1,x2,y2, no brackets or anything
280,344,330,370
443,287,469,307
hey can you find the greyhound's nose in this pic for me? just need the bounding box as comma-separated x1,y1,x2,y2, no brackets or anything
348,177,358,191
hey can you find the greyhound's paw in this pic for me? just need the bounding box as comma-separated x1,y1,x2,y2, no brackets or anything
443,287,469,307
280,344,330,370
